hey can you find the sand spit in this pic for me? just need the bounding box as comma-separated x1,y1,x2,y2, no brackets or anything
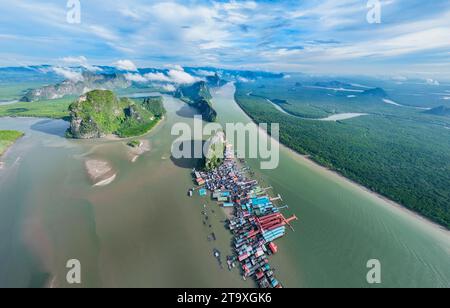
85,159,116,187
94,174,117,187
128,140,151,162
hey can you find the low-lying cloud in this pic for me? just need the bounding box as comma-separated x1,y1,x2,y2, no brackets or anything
426,78,440,86
125,66,200,85
124,73,148,83
167,69,200,84
52,67,84,82
162,84,176,92
61,56,102,72
114,59,138,71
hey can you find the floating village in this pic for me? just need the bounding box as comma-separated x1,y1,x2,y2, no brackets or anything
189,140,298,289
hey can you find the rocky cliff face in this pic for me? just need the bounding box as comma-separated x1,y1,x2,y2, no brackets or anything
206,73,227,87
21,72,131,102
68,90,163,139
68,90,124,139
175,81,217,122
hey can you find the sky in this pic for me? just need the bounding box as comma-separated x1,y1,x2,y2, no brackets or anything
0,0,449,79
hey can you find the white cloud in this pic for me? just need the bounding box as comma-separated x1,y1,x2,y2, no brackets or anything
237,77,252,83
114,60,138,71
124,73,147,83
162,84,176,92
60,56,102,72
89,25,119,41
52,67,84,82
118,6,142,20
61,56,88,64
218,1,258,11
289,0,367,29
3,0,450,79
145,69,200,84
425,78,440,86
123,66,200,85
259,25,450,66
165,64,184,71
193,69,216,77
144,72,172,83
167,69,200,84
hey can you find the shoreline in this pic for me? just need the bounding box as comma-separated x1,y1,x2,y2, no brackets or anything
283,145,450,235
0,131,24,159
94,173,117,187
230,85,449,235
0,114,164,142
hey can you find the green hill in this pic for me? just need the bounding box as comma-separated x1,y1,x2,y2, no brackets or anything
67,90,164,139
175,81,217,122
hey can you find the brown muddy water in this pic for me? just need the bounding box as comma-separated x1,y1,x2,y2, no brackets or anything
0,85,449,288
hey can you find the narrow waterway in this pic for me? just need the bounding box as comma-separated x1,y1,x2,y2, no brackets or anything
267,99,368,121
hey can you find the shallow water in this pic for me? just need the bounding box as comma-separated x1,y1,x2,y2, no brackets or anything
0,99,251,288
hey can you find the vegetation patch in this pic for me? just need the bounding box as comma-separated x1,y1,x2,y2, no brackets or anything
68,90,165,139
235,79,450,229
0,97,74,119
0,130,24,156
175,81,217,122
127,140,142,148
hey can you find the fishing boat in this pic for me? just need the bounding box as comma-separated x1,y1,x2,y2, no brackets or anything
213,249,221,259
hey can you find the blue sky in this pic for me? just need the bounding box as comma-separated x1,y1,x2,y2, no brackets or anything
0,0,449,79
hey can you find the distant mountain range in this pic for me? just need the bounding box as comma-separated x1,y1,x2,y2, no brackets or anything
21,72,131,102
314,81,353,88
424,105,450,117
361,87,388,98
7,65,284,102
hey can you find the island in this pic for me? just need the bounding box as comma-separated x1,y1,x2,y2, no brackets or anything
67,90,165,139
0,130,24,157
175,81,217,122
